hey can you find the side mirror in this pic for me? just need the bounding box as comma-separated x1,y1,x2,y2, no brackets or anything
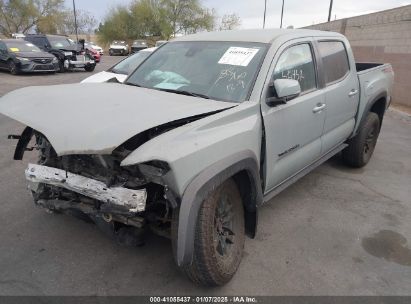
267,79,301,106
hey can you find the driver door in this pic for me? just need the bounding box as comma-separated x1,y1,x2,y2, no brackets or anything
261,40,326,192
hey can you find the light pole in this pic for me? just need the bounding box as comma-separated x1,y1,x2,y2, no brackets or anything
280,0,285,28
263,0,267,29
328,0,334,22
72,0,79,42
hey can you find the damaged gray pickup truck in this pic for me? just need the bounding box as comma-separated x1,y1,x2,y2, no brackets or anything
0,29,394,286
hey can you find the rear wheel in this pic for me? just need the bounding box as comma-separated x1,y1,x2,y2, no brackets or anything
174,179,245,286
342,112,380,168
8,60,19,75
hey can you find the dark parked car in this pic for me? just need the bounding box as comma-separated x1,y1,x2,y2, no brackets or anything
24,34,96,72
131,40,148,53
0,39,59,75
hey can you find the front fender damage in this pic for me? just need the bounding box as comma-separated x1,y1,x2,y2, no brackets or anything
8,109,231,246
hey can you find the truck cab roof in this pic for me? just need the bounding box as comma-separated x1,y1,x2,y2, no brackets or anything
174,29,345,44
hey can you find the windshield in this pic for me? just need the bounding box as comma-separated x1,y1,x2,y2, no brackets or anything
155,41,166,47
126,41,268,102
112,41,126,45
5,41,41,52
48,36,73,48
111,51,152,75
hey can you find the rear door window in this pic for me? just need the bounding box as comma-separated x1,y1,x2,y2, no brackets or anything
318,41,350,85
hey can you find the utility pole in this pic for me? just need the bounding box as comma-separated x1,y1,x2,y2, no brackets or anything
328,0,334,22
263,0,267,29
280,0,285,28
72,0,79,42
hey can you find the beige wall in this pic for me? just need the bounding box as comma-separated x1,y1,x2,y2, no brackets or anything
305,5,411,107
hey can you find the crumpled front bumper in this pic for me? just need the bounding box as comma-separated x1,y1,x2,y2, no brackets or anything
25,163,147,213
63,54,95,68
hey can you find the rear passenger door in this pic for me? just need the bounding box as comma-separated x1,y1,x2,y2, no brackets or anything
261,39,326,191
316,40,360,153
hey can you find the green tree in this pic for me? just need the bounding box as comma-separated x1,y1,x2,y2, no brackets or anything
218,13,241,31
0,0,65,36
96,6,135,45
130,0,162,37
96,0,216,44
60,9,97,35
159,0,214,37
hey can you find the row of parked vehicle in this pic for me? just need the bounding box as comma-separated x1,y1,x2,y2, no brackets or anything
108,39,167,56
0,34,104,75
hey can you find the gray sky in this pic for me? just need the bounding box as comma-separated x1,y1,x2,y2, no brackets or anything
69,0,410,28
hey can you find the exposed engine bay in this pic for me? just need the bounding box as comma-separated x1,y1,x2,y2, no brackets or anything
16,129,178,246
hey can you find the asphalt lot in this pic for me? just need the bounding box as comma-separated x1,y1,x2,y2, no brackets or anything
0,56,410,295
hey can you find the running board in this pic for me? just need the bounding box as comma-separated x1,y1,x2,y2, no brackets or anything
263,143,348,203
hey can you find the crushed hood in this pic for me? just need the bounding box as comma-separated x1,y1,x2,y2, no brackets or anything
0,83,235,155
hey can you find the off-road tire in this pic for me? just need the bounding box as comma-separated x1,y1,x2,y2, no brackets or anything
342,112,380,168
172,179,245,286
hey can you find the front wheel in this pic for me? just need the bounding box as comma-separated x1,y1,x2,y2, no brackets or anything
8,60,19,75
175,179,245,286
58,61,66,73
84,65,95,72
342,112,380,168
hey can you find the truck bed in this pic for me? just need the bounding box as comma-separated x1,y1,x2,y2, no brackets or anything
356,62,384,73
352,62,394,135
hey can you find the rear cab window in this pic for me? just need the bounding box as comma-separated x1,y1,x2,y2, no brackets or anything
317,41,350,85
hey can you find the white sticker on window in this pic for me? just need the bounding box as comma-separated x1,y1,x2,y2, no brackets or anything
218,47,259,66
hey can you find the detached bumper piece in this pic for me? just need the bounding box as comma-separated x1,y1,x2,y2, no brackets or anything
64,55,95,69
25,163,147,213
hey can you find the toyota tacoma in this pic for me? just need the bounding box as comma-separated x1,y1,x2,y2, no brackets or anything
0,29,394,286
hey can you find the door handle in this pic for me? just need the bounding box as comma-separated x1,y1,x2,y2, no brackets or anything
312,103,326,113
348,89,359,97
